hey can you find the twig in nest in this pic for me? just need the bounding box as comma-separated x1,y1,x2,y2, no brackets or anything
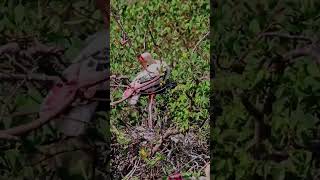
192,31,210,53
151,128,179,156
124,157,140,179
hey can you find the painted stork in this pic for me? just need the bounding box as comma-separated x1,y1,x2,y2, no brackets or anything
122,52,170,128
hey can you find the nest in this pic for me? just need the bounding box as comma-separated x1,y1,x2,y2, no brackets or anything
110,125,209,179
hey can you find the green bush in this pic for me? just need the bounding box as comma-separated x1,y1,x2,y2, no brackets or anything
213,0,320,179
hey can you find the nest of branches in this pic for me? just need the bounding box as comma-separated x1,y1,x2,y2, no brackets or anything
110,124,209,179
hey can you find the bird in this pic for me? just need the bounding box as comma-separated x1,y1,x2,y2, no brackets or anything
122,52,170,128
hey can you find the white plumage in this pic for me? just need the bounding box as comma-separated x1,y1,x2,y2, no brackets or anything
123,53,170,105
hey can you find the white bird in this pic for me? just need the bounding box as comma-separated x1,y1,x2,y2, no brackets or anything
122,52,170,128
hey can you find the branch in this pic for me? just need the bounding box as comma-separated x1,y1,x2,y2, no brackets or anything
110,96,128,106
0,84,75,139
0,40,64,58
151,128,179,156
0,42,19,55
240,95,263,121
0,72,59,81
0,133,20,141
282,44,320,65
0,116,54,140
240,93,266,146
192,31,210,53
110,7,138,55
30,147,91,166
261,32,312,42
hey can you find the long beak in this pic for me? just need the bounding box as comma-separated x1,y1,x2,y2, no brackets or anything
138,55,147,68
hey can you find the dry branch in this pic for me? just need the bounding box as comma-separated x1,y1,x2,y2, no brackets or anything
284,45,320,65
0,40,64,58
261,32,312,42
0,72,59,81
151,128,180,156
192,31,210,53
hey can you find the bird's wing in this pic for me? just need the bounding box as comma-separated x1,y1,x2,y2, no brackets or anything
135,62,170,92
123,60,170,104
132,64,160,84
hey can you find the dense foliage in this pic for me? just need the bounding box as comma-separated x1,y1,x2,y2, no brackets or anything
0,0,209,179
110,0,209,178
0,0,107,179
213,0,320,179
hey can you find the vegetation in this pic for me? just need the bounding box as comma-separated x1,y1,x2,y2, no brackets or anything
0,0,107,179
110,0,209,178
213,0,320,179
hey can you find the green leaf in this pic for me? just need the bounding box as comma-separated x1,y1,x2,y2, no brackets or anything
249,19,260,33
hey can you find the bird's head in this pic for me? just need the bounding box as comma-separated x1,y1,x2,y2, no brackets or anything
137,52,153,68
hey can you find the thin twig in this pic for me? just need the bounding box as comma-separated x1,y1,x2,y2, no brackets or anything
30,147,91,166
9,109,39,118
111,7,138,56
0,72,59,81
261,32,312,42
124,157,140,179
151,128,180,156
192,31,210,53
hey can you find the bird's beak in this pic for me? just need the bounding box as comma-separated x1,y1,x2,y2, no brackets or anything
138,55,147,68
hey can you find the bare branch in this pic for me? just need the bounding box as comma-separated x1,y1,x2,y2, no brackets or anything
151,128,180,156
261,32,312,42
0,72,59,81
192,31,210,53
